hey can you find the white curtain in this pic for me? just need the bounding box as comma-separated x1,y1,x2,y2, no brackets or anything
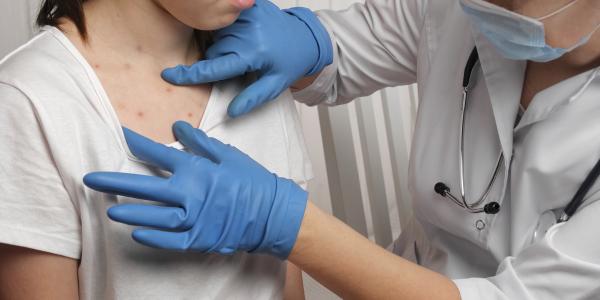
273,2,418,298
0,1,418,298
276,0,418,250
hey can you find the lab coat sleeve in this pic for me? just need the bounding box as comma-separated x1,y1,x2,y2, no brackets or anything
454,197,600,300
293,0,428,106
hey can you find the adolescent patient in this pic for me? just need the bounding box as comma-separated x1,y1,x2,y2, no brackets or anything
0,0,312,299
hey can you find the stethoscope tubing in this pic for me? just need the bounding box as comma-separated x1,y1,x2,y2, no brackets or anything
558,155,600,222
438,47,600,222
435,48,502,215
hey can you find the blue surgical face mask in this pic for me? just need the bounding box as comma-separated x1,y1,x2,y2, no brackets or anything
460,0,600,62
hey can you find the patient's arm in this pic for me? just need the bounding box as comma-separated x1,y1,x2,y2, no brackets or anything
284,262,306,300
0,244,79,300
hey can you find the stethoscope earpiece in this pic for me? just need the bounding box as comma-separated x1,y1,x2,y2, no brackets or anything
483,202,500,215
434,182,450,196
434,181,501,215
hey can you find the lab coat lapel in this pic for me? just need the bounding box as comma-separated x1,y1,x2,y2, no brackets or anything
473,32,526,168
514,68,600,132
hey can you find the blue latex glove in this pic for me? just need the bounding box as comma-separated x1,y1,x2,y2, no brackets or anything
83,121,308,259
161,0,333,118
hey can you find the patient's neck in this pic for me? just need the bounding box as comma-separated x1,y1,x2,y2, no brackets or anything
57,0,211,145
77,0,199,67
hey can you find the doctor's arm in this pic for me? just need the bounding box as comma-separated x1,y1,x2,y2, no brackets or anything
290,202,460,299
85,124,600,299
84,123,462,300
161,0,427,116
294,0,428,106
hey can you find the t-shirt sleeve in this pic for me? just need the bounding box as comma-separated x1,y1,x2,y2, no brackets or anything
0,83,81,259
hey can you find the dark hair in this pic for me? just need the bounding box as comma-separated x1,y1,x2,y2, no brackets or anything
37,0,88,38
36,0,211,50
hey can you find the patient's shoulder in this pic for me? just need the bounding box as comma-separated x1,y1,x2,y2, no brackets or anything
0,27,89,99
0,28,105,136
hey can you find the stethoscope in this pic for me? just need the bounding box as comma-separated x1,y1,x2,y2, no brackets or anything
434,47,600,242
434,48,502,215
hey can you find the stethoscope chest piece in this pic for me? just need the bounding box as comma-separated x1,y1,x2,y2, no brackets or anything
483,201,500,214
434,182,501,215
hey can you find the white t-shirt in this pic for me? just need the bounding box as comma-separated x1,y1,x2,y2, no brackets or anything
0,26,313,300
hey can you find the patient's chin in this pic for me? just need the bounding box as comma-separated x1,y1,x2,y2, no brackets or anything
184,13,240,31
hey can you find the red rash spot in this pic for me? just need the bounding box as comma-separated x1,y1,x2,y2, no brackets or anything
166,87,173,92
137,111,144,117
187,113,193,118
93,64,100,69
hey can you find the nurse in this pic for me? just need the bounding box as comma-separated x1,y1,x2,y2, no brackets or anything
84,0,600,299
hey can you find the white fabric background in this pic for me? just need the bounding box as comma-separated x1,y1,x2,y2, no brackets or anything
0,1,418,298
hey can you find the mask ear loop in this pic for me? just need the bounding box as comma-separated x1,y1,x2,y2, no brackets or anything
537,0,581,21
569,67,600,103
538,2,600,53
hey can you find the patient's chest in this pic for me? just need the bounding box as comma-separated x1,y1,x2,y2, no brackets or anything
78,154,285,300
93,62,212,144
61,23,212,144
71,77,316,299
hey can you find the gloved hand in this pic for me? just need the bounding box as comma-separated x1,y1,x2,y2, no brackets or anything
161,0,333,118
83,121,308,259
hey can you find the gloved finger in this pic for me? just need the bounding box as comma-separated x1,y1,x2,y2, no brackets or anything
211,24,243,40
204,37,244,60
161,54,248,86
227,74,287,118
132,229,210,252
123,127,188,172
173,121,228,163
107,204,189,230
83,172,182,205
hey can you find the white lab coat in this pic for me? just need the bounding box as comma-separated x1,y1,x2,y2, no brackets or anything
294,0,600,299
